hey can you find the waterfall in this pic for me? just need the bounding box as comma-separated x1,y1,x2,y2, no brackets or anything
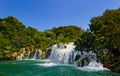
49,42,75,64
17,48,25,60
32,50,37,59
48,42,109,71
73,51,97,67
25,52,30,59
49,42,97,65
17,42,109,71
77,61,109,71
17,49,42,60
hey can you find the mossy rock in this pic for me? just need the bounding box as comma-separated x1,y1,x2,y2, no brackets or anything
75,55,80,61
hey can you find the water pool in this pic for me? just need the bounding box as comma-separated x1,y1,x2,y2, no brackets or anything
0,60,119,76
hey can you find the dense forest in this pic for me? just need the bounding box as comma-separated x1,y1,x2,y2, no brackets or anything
0,17,83,60
0,8,120,73
75,8,120,72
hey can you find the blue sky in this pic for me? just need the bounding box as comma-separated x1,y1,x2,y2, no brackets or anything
1,0,120,31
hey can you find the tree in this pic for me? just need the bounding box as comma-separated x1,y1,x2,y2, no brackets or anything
74,8,120,72
74,30,96,53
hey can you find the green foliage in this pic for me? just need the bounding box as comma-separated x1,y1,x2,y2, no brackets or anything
75,8,120,73
0,17,84,60
89,8,120,53
0,8,120,73
74,30,96,52
46,25,84,44
0,16,43,59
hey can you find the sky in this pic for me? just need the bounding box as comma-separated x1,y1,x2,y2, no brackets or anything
0,0,120,31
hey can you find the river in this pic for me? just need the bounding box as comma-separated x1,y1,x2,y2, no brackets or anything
0,60,119,76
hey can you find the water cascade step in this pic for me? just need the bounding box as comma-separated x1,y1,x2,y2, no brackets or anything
17,49,42,60
48,42,109,71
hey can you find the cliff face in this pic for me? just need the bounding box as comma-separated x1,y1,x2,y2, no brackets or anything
5,45,34,60
9,45,46,60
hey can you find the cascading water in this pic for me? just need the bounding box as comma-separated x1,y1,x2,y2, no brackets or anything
74,51,109,71
49,42,75,64
24,51,30,59
32,50,37,59
17,48,26,60
48,42,109,71
77,61,109,71
17,49,42,60
17,42,109,71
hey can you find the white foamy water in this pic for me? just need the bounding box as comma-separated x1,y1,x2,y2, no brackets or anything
17,49,42,60
38,61,76,67
38,60,109,72
39,62,58,67
17,42,109,72
49,42,75,64
48,42,109,72
77,61,110,72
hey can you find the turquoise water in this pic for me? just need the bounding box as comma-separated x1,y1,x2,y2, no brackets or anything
0,60,119,76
